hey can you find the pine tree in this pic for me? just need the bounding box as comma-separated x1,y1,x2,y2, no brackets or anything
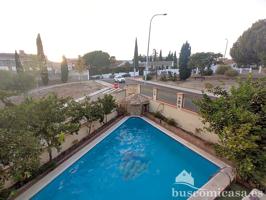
14,50,24,73
61,56,68,83
179,41,191,80
159,50,162,61
133,38,139,74
36,33,48,85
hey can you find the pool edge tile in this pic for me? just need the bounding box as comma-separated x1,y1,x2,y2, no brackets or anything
16,117,130,200
16,116,235,200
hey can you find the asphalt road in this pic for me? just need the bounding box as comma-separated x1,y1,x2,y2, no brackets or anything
102,78,127,88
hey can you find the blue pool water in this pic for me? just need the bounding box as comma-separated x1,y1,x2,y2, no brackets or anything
32,117,219,200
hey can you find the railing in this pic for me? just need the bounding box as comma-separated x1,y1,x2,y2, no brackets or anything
157,88,177,106
183,94,201,113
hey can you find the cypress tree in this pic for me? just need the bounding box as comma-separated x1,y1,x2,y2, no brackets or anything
133,38,139,72
179,41,191,80
153,49,157,62
159,50,162,61
36,33,49,85
173,51,178,68
61,56,68,83
14,50,24,73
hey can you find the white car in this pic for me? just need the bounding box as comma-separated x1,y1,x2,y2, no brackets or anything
114,76,125,83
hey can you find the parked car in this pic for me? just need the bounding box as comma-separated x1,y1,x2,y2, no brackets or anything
114,76,125,83
113,82,119,89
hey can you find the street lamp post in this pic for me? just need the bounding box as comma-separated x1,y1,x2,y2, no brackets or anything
224,38,228,58
145,13,167,81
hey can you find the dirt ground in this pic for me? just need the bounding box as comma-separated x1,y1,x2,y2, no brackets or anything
155,73,266,91
9,81,105,104
158,77,238,91
155,74,265,91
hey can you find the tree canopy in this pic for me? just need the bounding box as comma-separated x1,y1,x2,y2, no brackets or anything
83,51,111,67
26,94,80,161
0,129,41,185
82,99,104,134
189,52,222,75
195,77,266,187
0,102,42,187
0,91,118,192
98,94,116,123
179,42,191,80
230,19,266,67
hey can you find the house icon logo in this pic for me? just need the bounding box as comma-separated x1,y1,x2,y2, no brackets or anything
174,170,200,190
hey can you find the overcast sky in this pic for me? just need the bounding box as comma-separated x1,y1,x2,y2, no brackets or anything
0,0,265,62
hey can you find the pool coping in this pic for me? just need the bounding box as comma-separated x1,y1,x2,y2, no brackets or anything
141,116,235,200
16,116,235,200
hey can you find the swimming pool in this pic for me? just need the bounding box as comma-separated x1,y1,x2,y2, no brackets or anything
25,117,222,200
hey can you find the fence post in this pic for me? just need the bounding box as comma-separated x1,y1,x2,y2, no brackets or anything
176,93,184,109
153,88,157,101
137,84,141,94
259,66,262,74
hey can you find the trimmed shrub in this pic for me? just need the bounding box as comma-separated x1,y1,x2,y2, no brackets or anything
216,65,231,75
170,73,178,81
225,69,239,77
143,74,152,80
0,71,36,92
160,74,167,81
146,74,152,80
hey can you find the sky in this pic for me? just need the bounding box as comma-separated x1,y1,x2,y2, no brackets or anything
0,0,265,62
